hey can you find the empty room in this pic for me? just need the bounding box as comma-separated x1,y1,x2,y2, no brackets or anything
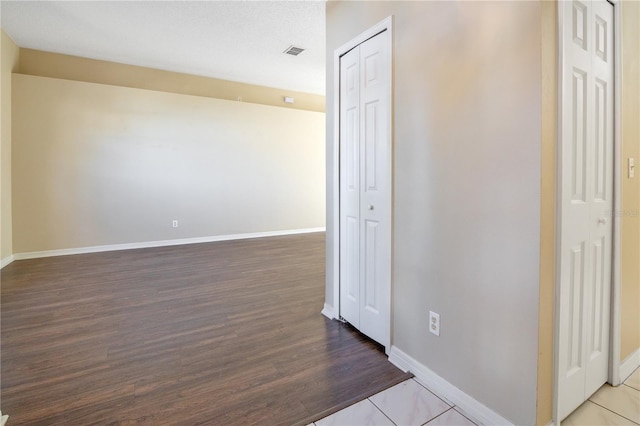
2,1,640,426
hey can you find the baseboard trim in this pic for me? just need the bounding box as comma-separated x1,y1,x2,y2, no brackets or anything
620,348,640,383
388,346,513,426
321,304,336,320
13,227,326,261
1,255,15,269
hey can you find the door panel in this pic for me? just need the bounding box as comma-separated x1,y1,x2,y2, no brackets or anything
559,0,613,420
358,30,390,346
365,101,380,191
571,69,588,202
590,237,605,356
339,29,391,348
593,79,606,200
364,219,379,313
584,0,612,397
345,216,359,300
340,47,360,328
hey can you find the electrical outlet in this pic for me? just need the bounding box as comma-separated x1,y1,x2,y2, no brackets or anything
172,220,178,228
629,157,635,178
429,311,440,336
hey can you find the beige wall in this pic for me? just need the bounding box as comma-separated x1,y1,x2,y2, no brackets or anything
19,49,325,113
13,74,325,253
619,0,640,363
326,2,542,424
1,30,20,261
536,1,557,423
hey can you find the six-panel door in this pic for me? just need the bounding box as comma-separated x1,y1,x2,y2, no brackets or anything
339,29,391,348
558,0,613,420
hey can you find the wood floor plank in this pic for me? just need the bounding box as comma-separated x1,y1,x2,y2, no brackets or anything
1,233,410,425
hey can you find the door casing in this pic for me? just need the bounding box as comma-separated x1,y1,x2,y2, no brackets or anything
553,0,623,424
329,16,393,351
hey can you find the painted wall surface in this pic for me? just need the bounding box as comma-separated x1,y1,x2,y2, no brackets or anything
12,74,325,253
1,30,19,261
536,2,557,423
326,2,541,424
619,0,640,363
19,49,325,113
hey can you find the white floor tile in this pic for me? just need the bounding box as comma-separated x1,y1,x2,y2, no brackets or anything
624,367,640,392
589,383,640,424
561,400,636,426
315,399,394,426
425,408,476,426
369,378,450,426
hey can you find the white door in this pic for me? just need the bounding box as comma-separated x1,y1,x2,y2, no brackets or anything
558,0,614,420
339,29,391,348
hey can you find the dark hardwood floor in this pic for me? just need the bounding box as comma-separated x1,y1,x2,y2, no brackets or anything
1,232,410,425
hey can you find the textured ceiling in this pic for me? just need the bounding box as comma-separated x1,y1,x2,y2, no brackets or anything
0,1,326,95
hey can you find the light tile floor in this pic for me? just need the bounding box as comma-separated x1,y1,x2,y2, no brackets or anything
308,366,640,426
563,366,640,426
310,378,477,426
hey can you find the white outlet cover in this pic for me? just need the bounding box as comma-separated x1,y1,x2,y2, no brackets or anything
429,311,440,336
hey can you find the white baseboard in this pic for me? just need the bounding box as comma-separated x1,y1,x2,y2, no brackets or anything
1,255,15,269
388,346,514,426
620,348,640,383
13,227,326,261
321,303,336,320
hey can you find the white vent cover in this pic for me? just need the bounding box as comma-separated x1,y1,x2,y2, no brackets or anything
283,45,305,56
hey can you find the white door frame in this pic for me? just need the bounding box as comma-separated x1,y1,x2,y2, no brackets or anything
330,16,393,349
553,0,622,423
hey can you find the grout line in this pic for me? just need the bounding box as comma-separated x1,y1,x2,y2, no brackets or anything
421,407,454,426
368,397,398,426
623,382,640,393
587,400,640,425
410,377,454,408
452,406,480,425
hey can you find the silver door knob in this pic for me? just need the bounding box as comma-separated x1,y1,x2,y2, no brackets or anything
368,205,374,210
598,217,607,224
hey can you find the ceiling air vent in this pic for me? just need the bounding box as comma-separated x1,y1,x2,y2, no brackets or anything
283,45,305,56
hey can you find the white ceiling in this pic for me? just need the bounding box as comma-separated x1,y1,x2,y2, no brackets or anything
0,1,326,95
